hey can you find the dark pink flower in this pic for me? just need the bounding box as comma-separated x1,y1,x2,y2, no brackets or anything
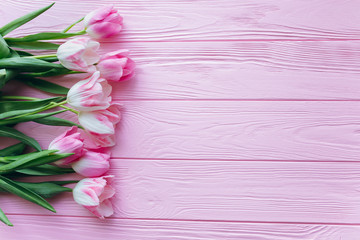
97,49,135,82
48,126,84,166
84,6,123,39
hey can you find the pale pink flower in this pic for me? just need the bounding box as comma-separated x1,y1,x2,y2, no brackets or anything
73,176,115,218
67,71,112,111
84,5,123,39
57,37,100,72
78,103,122,148
48,126,84,166
72,149,110,177
97,49,135,82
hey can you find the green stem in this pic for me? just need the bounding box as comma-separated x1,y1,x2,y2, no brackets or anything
59,104,79,114
8,100,68,120
1,96,39,101
62,17,85,33
24,54,57,59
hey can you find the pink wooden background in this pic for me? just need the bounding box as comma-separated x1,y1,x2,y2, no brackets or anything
1,0,360,239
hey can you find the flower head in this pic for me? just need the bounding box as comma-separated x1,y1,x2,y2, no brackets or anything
67,71,112,111
79,103,122,148
73,176,115,218
48,126,85,166
84,5,123,39
97,49,135,82
72,149,110,177
57,37,100,72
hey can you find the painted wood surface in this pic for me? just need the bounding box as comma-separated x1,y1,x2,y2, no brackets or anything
13,101,360,161
2,0,360,41
1,160,360,224
3,216,360,240
6,41,360,100
1,0,360,239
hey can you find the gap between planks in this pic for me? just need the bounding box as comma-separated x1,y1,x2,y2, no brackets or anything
5,213,360,227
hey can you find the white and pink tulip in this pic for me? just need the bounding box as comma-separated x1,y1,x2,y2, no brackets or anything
67,71,112,111
57,37,100,72
78,103,122,148
73,175,115,218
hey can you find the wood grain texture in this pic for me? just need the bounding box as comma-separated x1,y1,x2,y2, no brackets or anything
1,216,360,240
12,101,360,161
1,160,360,224
3,40,360,100
2,0,360,41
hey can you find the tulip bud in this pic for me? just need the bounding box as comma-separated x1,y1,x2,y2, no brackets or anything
72,149,110,177
78,103,121,148
97,49,135,82
73,175,115,218
84,5,123,39
67,71,112,111
57,37,100,72
48,127,84,166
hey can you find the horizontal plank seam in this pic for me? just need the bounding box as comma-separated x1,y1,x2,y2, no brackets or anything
113,99,360,102
110,157,360,163
104,38,360,43
4,213,360,226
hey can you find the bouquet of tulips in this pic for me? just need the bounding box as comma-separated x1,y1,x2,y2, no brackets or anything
0,3,135,226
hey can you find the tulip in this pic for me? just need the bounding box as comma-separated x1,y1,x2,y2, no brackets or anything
73,176,115,218
67,71,112,111
57,37,100,72
48,126,84,166
72,149,110,177
97,49,135,82
84,5,123,39
78,103,122,148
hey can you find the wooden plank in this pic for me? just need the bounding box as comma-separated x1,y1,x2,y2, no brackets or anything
2,0,360,41
12,101,360,161
1,216,360,240
1,160,360,224
4,40,360,100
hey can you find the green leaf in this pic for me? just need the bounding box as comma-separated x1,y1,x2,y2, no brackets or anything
27,68,78,77
16,164,75,176
15,50,33,57
0,176,55,212
3,152,73,172
0,150,56,174
0,57,63,72
0,69,17,89
0,35,10,59
0,96,64,119
0,208,13,226
17,75,69,94
8,41,59,50
34,116,82,128
0,143,26,157
5,31,84,42
0,3,55,36
10,181,72,198
0,110,66,126
0,126,41,151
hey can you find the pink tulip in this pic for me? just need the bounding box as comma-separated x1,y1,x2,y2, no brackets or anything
78,103,122,148
48,126,84,166
97,49,135,82
73,175,115,218
84,5,123,39
72,149,110,177
67,71,112,111
57,37,100,72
